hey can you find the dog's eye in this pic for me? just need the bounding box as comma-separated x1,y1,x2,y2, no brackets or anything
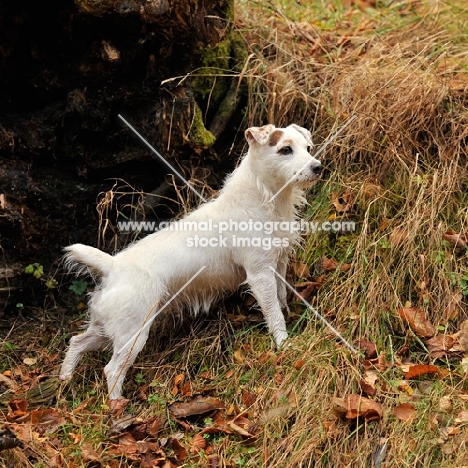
279,146,293,155
307,145,312,153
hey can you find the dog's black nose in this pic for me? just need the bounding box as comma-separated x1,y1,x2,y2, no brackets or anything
311,163,322,175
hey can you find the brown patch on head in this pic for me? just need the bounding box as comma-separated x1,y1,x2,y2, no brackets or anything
278,139,294,151
268,130,284,147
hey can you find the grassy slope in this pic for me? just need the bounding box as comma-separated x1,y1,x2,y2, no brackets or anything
2,1,468,467
235,0,468,466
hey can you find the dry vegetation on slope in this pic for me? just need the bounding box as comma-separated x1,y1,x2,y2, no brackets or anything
235,1,468,466
2,1,468,467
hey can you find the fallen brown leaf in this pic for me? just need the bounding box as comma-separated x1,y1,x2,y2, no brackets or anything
331,397,348,417
359,371,378,397
23,357,37,366
274,371,283,386
108,432,141,457
200,424,232,437
0,373,17,391
350,0,377,11
124,415,168,441
208,454,221,468
340,263,352,272
426,335,456,359
441,426,460,437
455,410,468,423
73,396,97,415
181,380,193,397
443,230,468,249
170,438,188,461
257,351,275,365
356,338,378,359
295,280,322,300
394,402,416,422
147,415,169,436
404,364,439,380
443,291,462,322
172,373,185,396
6,399,29,423
293,359,306,370
359,381,376,397
438,396,453,413
345,394,383,422
174,373,185,386
322,256,339,272
161,460,178,468
189,433,208,454
398,307,436,338
363,351,389,371
379,217,390,232
233,349,245,364
102,40,120,61
292,261,309,279
227,420,255,438
242,390,257,407
109,398,130,417
30,409,65,434
81,441,102,464
199,371,213,380
452,320,468,351
168,395,226,418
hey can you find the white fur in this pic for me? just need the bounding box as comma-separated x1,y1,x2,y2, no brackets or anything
60,124,322,399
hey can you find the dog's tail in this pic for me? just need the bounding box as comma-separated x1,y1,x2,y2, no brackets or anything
63,244,114,278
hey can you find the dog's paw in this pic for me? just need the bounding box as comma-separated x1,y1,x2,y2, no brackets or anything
273,330,289,348
59,373,71,381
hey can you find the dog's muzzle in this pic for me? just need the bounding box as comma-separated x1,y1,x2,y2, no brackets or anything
310,162,322,176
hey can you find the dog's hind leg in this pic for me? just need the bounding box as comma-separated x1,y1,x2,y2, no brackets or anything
246,269,288,347
60,323,109,380
104,323,152,400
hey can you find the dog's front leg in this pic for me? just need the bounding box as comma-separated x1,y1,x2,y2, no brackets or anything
276,253,291,319
246,269,288,347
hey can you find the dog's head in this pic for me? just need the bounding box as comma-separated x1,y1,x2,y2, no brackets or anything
245,124,322,188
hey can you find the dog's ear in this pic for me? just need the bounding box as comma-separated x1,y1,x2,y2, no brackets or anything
290,124,313,147
245,124,276,146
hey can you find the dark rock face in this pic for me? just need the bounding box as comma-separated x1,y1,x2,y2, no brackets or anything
0,0,243,309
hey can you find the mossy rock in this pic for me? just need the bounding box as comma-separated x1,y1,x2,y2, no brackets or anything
194,30,248,114
189,104,216,148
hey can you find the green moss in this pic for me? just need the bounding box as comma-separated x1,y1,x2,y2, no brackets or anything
194,38,232,103
189,104,216,148
194,22,248,113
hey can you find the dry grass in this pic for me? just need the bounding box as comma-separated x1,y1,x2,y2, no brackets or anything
3,1,468,467
231,0,468,466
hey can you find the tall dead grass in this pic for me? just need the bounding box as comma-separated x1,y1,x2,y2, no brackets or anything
233,1,468,466
237,0,468,321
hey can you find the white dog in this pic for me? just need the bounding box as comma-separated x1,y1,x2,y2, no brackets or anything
60,124,322,399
